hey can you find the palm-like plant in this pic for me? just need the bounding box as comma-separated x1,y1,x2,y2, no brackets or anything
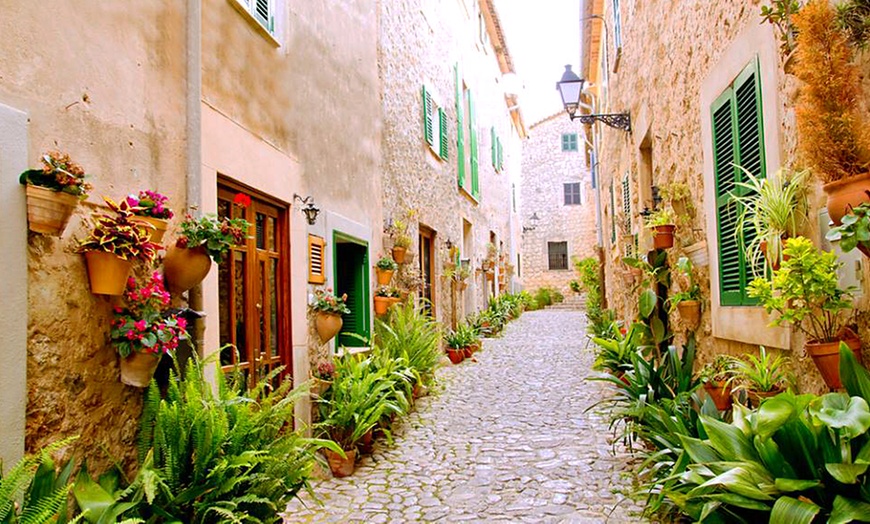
0,437,80,524
374,300,441,384
729,346,792,395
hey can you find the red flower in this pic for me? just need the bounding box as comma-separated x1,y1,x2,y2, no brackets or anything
233,193,252,208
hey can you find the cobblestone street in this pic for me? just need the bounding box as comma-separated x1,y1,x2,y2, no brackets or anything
285,310,643,523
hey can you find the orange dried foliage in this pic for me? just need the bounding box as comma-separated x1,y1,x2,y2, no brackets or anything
793,0,870,183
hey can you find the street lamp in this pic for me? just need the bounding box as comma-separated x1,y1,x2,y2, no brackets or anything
293,193,321,225
555,65,631,132
522,212,540,233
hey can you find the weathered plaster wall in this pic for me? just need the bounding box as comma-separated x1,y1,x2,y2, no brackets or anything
520,115,597,295
0,2,189,470
379,0,520,328
591,0,860,394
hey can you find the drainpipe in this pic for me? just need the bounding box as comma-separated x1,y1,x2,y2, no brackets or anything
187,0,204,353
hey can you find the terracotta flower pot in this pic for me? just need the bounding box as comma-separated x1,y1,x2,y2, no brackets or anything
823,172,870,226
376,268,394,286
806,336,862,390
462,346,473,359
703,381,733,411
120,351,161,387
357,430,374,455
324,448,356,478
315,311,343,343
677,300,701,331
391,246,407,264
84,251,133,295
374,296,390,316
747,387,782,408
133,216,169,244
447,348,464,364
652,224,676,250
163,245,212,295
25,185,79,236
857,243,870,259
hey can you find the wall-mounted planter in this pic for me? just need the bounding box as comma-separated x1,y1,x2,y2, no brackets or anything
315,311,343,343
375,268,394,286
374,296,390,316
823,172,870,226
684,240,708,267
120,351,161,387
391,246,407,264
25,185,79,236
133,216,169,244
677,300,701,331
652,225,676,249
84,251,132,295
164,245,212,295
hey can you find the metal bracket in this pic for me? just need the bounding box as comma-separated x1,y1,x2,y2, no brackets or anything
573,112,631,132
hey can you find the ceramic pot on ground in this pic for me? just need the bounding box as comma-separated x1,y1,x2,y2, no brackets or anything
324,448,356,478
652,225,676,249
120,351,161,387
25,185,79,236
133,216,169,244
806,336,862,390
447,348,464,364
703,381,733,411
84,251,133,295
391,246,407,264
462,346,473,359
164,245,212,295
357,430,374,455
315,312,343,343
747,387,782,408
677,300,701,331
823,172,870,226
376,268,394,286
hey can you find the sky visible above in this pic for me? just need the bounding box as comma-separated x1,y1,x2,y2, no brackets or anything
494,0,581,126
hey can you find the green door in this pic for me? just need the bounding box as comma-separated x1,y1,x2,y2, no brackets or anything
334,234,370,347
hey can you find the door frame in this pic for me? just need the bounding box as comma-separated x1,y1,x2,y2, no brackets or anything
419,225,436,317
332,231,371,347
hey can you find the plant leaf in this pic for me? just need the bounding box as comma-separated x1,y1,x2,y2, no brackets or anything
770,496,820,524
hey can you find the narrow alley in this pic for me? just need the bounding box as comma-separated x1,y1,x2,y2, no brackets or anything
285,310,643,523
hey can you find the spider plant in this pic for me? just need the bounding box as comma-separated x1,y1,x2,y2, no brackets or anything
730,166,809,275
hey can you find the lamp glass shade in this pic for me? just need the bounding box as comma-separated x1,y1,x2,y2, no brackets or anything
556,65,584,119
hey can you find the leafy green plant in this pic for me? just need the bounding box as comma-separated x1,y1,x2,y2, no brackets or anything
761,0,802,54
175,213,250,264
374,300,442,385
76,198,159,262
748,236,854,342
19,151,91,198
729,346,792,394
375,256,398,271
0,437,80,524
668,256,702,309
309,287,351,315
697,355,737,384
730,166,809,273
591,323,645,376
827,202,870,254
644,208,676,227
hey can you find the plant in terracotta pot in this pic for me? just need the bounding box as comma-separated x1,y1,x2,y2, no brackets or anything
310,287,350,344
110,271,188,387
793,0,870,225
697,355,737,411
163,210,250,294
668,256,703,331
126,190,174,244
444,326,472,364
76,198,159,295
309,360,336,398
826,201,870,257
748,236,860,389
374,255,398,286
19,150,92,236
373,285,398,316
481,242,498,272
387,209,416,264
728,346,792,407
730,166,809,272
645,208,677,250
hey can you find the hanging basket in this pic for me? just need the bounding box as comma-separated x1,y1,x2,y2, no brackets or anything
823,172,870,226
133,216,169,244
25,185,79,236
315,311,343,343
84,251,133,295
163,245,212,295
120,351,161,387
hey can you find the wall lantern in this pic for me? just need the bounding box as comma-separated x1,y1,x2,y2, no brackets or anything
522,212,540,233
556,64,631,132
293,193,320,225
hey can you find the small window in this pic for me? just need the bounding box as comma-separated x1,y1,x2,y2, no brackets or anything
561,133,578,152
564,183,581,205
547,242,569,270
308,235,326,284
232,0,276,36
422,85,448,161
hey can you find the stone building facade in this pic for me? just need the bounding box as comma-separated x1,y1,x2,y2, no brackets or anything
520,113,598,295
0,0,383,471
378,0,526,329
581,0,869,393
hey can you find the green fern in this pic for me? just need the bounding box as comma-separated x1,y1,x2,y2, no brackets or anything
0,436,78,524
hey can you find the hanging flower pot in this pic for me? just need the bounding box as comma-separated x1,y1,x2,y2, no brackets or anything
703,381,733,411
652,225,676,249
392,246,407,264
133,216,169,244
376,268,394,286
324,448,356,478
84,251,133,295
119,351,161,387
676,300,701,331
315,311,343,343
823,172,870,226
806,336,862,390
24,185,80,236
163,245,212,295
374,296,390,316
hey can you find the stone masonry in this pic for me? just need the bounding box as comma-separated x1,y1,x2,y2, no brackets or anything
285,310,643,523
521,114,598,296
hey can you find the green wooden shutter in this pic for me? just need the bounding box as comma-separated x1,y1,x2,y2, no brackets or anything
622,174,631,235
455,64,466,189
497,137,503,172
469,90,480,199
422,85,434,147
610,181,616,244
491,127,497,168
438,108,448,160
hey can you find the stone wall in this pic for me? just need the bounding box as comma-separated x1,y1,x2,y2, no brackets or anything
378,0,521,329
0,1,189,471
590,0,870,394
520,114,597,296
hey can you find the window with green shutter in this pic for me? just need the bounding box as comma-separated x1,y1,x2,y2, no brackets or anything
468,89,480,199
610,181,616,244
438,108,448,160
712,57,766,306
561,133,578,152
455,64,466,190
622,173,631,235
422,85,435,147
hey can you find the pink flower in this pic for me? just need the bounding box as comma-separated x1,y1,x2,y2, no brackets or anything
134,320,147,331
126,330,136,340
177,317,188,330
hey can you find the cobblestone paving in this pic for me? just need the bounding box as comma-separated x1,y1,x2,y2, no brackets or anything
285,310,644,523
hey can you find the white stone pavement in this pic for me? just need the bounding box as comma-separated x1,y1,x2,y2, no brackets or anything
284,310,645,523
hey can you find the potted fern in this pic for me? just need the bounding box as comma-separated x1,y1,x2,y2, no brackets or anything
19,150,91,236
77,198,159,295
